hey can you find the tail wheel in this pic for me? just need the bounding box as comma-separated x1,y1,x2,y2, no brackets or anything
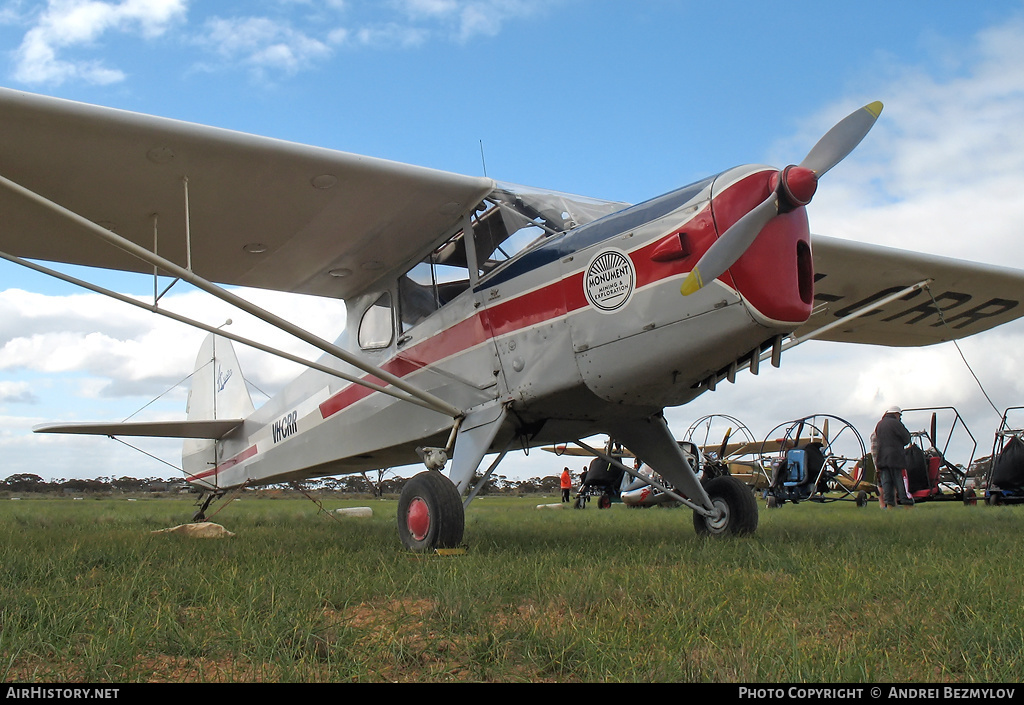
693,475,759,536
397,471,465,552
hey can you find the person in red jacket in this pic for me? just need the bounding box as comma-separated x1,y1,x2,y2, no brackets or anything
560,467,572,503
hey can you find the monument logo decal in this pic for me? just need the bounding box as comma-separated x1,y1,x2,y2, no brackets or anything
584,249,635,312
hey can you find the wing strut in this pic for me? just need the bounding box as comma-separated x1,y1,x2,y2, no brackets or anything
0,251,442,414
0,172,463,419
782,279,933,349
572,437,705,515
704,279,934,389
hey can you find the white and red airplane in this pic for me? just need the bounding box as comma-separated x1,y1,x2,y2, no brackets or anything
3,88,1023,550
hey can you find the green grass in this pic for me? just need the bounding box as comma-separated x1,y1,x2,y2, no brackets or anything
1,494,1021,682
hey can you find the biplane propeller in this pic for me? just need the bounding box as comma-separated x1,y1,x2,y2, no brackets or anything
3,88,1024,550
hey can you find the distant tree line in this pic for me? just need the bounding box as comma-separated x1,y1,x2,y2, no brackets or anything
1,471,569,496
2,473,190,495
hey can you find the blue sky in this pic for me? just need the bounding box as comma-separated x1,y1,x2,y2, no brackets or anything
2,0,1024,483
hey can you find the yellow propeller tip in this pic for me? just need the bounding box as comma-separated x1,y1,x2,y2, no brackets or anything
865,100,884,118
680,270,703,296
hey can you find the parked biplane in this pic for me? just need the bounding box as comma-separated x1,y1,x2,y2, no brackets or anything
4,88,1024,550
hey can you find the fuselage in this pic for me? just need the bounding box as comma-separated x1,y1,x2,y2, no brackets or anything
186,164,814,491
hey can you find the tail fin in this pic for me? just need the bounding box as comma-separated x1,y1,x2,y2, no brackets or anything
184,334,254,485
186,333,254,422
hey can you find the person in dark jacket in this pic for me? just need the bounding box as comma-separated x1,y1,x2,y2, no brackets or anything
874,406,914,508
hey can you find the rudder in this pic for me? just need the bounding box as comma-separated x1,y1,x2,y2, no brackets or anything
183,334,253,486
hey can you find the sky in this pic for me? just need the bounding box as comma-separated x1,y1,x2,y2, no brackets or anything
2,0,1024,484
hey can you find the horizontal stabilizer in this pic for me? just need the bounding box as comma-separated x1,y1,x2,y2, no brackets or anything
33,419,244,439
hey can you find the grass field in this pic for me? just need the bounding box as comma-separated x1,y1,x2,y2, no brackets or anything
1,493,1022,683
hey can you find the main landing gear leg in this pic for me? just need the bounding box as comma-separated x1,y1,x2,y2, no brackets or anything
397,470,465,552
611,413,758,537
192,492,217,522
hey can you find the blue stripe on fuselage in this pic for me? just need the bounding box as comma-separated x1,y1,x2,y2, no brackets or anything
475,175,716,291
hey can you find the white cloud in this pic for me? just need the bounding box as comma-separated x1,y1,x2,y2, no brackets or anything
0,381,37,404
4,0,555,85
391,0,549,42
0,285,346,399
796,16,1024,267
199,16,334,75
11,0,187,85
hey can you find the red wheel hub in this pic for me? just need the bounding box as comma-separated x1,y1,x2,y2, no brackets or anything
406,497,431,541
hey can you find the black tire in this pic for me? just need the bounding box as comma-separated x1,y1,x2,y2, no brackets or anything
598,493,612,509
964,489,977,507
856,490,868,508
693,475,759,536
397,471,465,552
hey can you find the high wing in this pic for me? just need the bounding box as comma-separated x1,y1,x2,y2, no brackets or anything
801,235,1024,346
0,88,494,299
33,419,243,439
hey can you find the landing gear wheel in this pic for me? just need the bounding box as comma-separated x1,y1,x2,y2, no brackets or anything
856,490,868,508
964,488,977,506
397,471,465,552
192,492,217,523
598,493,612,509
694,475,759,536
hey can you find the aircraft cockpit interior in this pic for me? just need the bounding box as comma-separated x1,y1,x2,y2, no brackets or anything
394,184,626,334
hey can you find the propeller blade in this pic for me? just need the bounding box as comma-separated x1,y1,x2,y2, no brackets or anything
930,412,938,449
681,100,882,297
799,101,884,177
680,192,779,296
719,428,733,458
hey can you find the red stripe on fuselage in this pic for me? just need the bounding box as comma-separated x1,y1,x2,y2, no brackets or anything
317,207,719,421
191,443,258,483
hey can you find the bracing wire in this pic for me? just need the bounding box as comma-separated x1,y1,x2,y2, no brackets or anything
121,365,201,422
113,361,203,479
926,286,1002,418
243,375,271,401
108,435,183,473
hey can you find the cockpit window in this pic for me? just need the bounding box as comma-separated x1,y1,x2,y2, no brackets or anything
358,292,394,349
473,183,627,279
399,246,472,332
394,183,627,334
